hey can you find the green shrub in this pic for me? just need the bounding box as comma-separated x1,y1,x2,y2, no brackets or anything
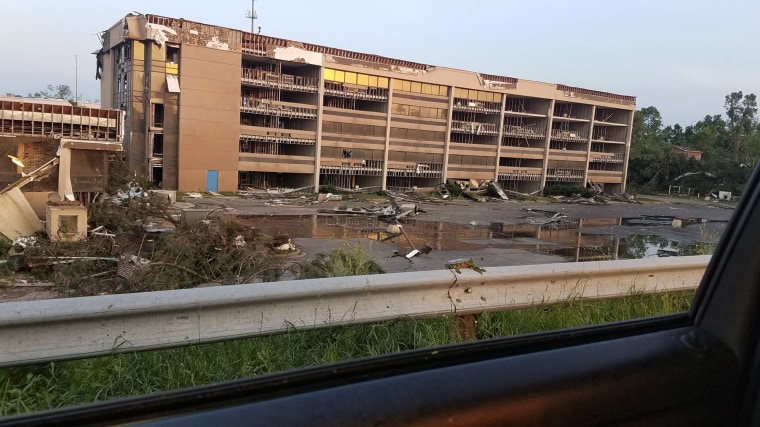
543,185,593,198
444,182,463,198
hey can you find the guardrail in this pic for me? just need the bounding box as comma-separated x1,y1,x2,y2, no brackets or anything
0,256,710,367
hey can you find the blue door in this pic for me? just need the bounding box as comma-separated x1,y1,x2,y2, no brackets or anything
206,170,219,192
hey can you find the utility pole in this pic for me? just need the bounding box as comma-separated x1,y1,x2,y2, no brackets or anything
245,0,258,34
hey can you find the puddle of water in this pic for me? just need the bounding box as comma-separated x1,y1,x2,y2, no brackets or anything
234,214,723,262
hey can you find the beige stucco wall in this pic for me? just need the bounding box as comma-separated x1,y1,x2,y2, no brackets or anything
178,45,242,191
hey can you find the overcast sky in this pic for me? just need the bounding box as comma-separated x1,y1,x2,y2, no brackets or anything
1,1,758,125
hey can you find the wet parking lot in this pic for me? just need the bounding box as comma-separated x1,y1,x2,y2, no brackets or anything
235,211,725,273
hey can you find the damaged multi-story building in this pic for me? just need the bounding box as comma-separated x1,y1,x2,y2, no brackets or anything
96,13,635,194
0,96,123,240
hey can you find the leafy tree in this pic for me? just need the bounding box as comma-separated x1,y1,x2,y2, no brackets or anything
724,91,758,159
684,115,728,157
27,84,74,101
627,94,757,195
631,106,663,145
662,123,686,146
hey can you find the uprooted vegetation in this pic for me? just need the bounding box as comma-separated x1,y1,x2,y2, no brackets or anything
7,178,385,297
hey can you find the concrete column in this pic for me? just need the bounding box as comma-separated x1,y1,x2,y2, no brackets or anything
382,79,393,191
583,105,597,185
313,66,325,192
442,86,455,183
58,147,74,201
621,109,635,193
539,100,556,192
494,94,507,182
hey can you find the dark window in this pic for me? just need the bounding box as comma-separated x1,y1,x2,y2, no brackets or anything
166,45,180,64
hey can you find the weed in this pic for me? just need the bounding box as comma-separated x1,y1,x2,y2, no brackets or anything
318,184,337,194
543,184,594,198
292,241,384,279
0,290,694,416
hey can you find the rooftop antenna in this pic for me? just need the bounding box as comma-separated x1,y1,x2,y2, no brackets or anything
245,0,258,34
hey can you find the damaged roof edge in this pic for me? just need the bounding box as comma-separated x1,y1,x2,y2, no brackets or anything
111,13,634,102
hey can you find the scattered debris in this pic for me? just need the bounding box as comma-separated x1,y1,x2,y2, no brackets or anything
117,255,151,279
462,191,485,203
657,248,680,257
487,182,509,200
271,235,296,252
549,195,608,205
90,226,116,238
519,209,567,225
317,193,343,202
436,183,451,199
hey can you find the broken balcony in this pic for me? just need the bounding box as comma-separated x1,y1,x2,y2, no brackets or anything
241,68,318,93
323,81,389,102
239,132,316,146
545,168,585,182
550,127,588,142
319,159,384,176
450,121,498,136
386,162,443,178
503,125,545,139
240,98,317,120
1,99,122,141
590,151,625,164
498,168,542,181
452,98,501,115
591,125,628,143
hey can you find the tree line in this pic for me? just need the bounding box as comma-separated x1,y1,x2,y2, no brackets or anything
628,91,759,196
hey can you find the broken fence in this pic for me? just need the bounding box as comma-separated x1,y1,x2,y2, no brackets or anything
0,256,710,367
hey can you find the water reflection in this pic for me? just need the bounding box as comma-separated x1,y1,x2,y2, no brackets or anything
234,214,722,262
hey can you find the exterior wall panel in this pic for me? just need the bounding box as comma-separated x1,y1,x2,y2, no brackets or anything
178,45,241,191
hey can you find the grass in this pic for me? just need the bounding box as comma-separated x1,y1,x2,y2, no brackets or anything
0,290,693,417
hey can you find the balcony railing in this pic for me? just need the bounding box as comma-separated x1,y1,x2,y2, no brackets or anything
451,121,498,136
502,125,545,139
241,69,319,93
590,152,625,163
320,159,384,176
591,133,627,143
498,169,542,181
240,99,317,119
545,168,585,182
550,128,588,142
323,82,388,101
240,133,316,146
386,162,443,177
453,99,501,115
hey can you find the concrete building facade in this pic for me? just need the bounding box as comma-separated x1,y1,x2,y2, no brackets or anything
97,13,635,194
